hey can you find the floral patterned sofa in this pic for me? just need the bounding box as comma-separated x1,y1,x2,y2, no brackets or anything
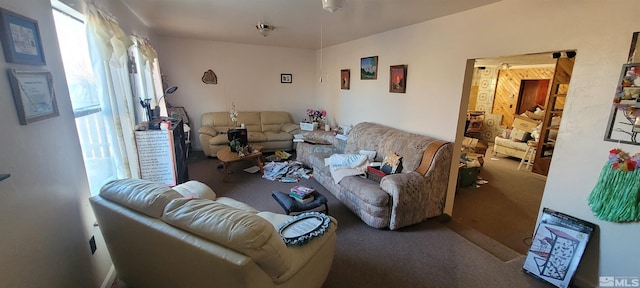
296,122,453,230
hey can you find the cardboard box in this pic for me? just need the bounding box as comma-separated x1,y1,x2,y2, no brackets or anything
510,128,530,141
512,115,538,133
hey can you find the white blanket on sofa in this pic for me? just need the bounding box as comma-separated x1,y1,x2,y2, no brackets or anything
324,154,369,184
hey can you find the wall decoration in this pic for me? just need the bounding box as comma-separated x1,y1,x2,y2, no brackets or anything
281,73,292,83
7,69,58,125
340,69,350,89
202,69,217,84
389,65,408,93
604,63,640,145
522,208,596,288
0,8,46,65
360,56,378,80
628,31,639,63
588,148,640,223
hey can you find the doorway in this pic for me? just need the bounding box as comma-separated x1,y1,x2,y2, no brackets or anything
452,51,575,255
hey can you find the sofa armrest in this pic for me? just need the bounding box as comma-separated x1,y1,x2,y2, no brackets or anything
198,125,218,137
257,212,338,283
281,123,301,134
379,172,429,230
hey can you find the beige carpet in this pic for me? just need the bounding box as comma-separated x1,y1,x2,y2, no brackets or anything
452,144,546,255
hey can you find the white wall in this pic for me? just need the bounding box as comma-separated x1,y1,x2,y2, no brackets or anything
0,0,94,286
317,0,640,285
0,0,154,286
155,38,316,150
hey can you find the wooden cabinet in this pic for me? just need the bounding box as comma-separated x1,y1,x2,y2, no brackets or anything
135,118,189,186
533,57,574,176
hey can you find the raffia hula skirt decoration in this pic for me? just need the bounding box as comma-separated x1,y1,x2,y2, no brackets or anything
588,148,640,222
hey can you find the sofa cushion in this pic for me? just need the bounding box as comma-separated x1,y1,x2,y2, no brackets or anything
172,180,216,200
215,197,259,213
236,112,262,132
264,131,294,142
209,134,230,145
248,131,268,142
162,198,291,279
336,173,390,207
261,112,293,132
99,178,182,218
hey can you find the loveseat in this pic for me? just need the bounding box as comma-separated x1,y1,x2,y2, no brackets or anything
199,111,301,157
90,178,337,288
296,122,453,230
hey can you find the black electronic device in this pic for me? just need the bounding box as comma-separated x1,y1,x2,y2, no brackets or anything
227,128,248,145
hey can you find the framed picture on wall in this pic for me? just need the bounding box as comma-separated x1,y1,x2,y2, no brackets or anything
389,65,408,93
341,69,350,89
281,73,292,83
360,56,378,80
0,8,46,65
7,69,58,125
605,63,640,145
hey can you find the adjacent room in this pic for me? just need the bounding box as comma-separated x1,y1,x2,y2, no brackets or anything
1,0,639,287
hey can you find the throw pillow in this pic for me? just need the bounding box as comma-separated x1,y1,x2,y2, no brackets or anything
380,151,403,174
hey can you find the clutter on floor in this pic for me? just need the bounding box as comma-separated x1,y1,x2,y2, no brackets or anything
262,160,312,182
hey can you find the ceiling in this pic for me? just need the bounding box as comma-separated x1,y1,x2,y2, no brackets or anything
90,0,502,50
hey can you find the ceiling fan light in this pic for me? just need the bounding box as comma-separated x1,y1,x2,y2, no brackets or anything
256,23,274,37
322,0,344,12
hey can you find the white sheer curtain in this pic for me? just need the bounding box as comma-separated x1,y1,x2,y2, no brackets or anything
85,5,140,178
130,36,163,122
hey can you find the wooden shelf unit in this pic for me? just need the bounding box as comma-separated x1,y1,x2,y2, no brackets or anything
533,57,574,176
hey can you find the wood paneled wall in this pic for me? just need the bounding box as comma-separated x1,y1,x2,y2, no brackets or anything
491,67,555,127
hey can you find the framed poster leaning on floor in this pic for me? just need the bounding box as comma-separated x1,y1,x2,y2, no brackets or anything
522,208,596,288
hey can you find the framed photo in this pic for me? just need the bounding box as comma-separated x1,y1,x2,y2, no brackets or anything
7,69,58,125
523,208,596,288
389,65,408,93
361,56,378,80
281,73,292,83
605,63,640,145
168,106,189,124
0,8,46,65
340,69,350,90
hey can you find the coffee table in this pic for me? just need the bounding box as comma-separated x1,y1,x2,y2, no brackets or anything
216,144,263,182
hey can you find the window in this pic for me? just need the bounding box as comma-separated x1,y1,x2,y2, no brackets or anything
53,7,116,195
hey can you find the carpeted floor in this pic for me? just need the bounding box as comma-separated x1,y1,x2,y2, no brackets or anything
452,145,546,255
162,150,554,288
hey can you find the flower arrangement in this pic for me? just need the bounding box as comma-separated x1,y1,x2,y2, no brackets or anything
230,102,238,126
305,108,326,123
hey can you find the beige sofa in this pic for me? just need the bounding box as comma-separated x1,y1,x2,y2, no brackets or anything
199,111,300,157
296,122,453,230
90,178,337,288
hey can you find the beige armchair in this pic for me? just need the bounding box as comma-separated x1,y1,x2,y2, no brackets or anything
90,179,337,288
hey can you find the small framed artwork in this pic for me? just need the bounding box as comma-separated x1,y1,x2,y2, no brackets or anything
0,8,46,65
7,69,58,125
522,208,596,288
361,56,378,80
340,69,350,90
281,73,292,83
605,63,640,144
389,65,408,93
168,107,189,124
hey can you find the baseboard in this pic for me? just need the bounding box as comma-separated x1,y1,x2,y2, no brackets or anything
100,265,116,288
